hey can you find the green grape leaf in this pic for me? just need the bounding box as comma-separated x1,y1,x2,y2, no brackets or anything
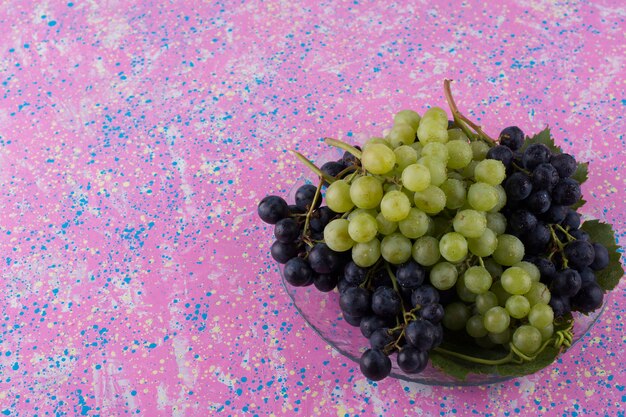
572,161,589,184
430,321,572,380
580,220,625,291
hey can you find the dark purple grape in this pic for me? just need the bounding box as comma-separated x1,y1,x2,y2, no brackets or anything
542,204,568,223
320,161,346,179
411,285,440,307
420,304,445,323
369,328,393,349
589,243,609,271
509,210,538,235
523,143,552,170
578,267,596,285
258,195,290,224
342,148,361,167
371,286,402,317
564,240,595,269
343,261,368,286
336,277,353,294
271,241,300,264
360,315,392,338
505,172,533,201
499,126,525,151
487,145,514,167
522,222,551,255
339,287,371,317
283,257,314,287
552,178,582,206
550,153,577,178
308,243,343,274
550,268,582,297
342,312,362,326
295,184,320,211
395,261,426,289
569,228,590,241
397,346,429,374
561,210,581,230
571,283,604,313
549,296,571,318
309,206,337,233
360,349,392,381
274,218,301,243
532,163,560,192
526,190,551,214
405,320,437,351
313,273,338,292
288,204,306,215
529,257,556,284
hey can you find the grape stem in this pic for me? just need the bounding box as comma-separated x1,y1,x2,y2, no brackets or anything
290,150,336,184
302,178,325,247
548,225,569,268
443,79,496,144
555,224,576,242
324,137,362,159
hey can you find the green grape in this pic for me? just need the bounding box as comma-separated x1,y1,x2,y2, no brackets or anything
352,238,381,267
414,185,447,214
460,160,478,179
528,303,554,329
470,141,490,161
463,266,493,294
525,282,551,306
505,294,531,319
456,275,477,302
443,302,471,331
474,159,506,186
323,219,354,252
513,261,540,283
488,328,511,345
512,325,542,356
394,145,419,170
467,228,498,257
439,232,468,263
430,261,458,290
412,236,440,266
347,208,378,221
387,123,416,148
483,306,510,333
325,179,354,213
380,190,411,222
349,175,383,209
447,128,468,142
418,157,447,186
538,323,554,341
467,182,499,212
376,212,397,235
440,178,467,209
361,143,396,174
453,209,487,238
422,142,449,162
466,315,488,338
380,233,412,264
446,140,473,169
501,266,532,295
410,141,423,157
483,257,503,279
492,234,525,266
401,163,431,192
489,184,507,213
364,137,392,149
417,120,448,144
491,280,512,306
398,208,429,239
475,291,499,314
422,107,449,128
486,212,507,235
394,109,421,131
348,212,378,243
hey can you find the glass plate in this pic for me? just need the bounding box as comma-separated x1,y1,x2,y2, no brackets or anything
281,177,608,386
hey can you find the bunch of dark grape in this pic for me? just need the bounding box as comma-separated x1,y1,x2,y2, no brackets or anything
487,127,609,319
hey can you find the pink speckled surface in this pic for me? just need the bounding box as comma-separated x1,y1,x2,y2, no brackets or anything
0,1,625,416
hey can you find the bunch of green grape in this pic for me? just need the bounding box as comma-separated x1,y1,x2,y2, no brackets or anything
321,107,554,357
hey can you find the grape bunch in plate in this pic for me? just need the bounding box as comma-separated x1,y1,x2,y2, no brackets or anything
257,81,624,381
